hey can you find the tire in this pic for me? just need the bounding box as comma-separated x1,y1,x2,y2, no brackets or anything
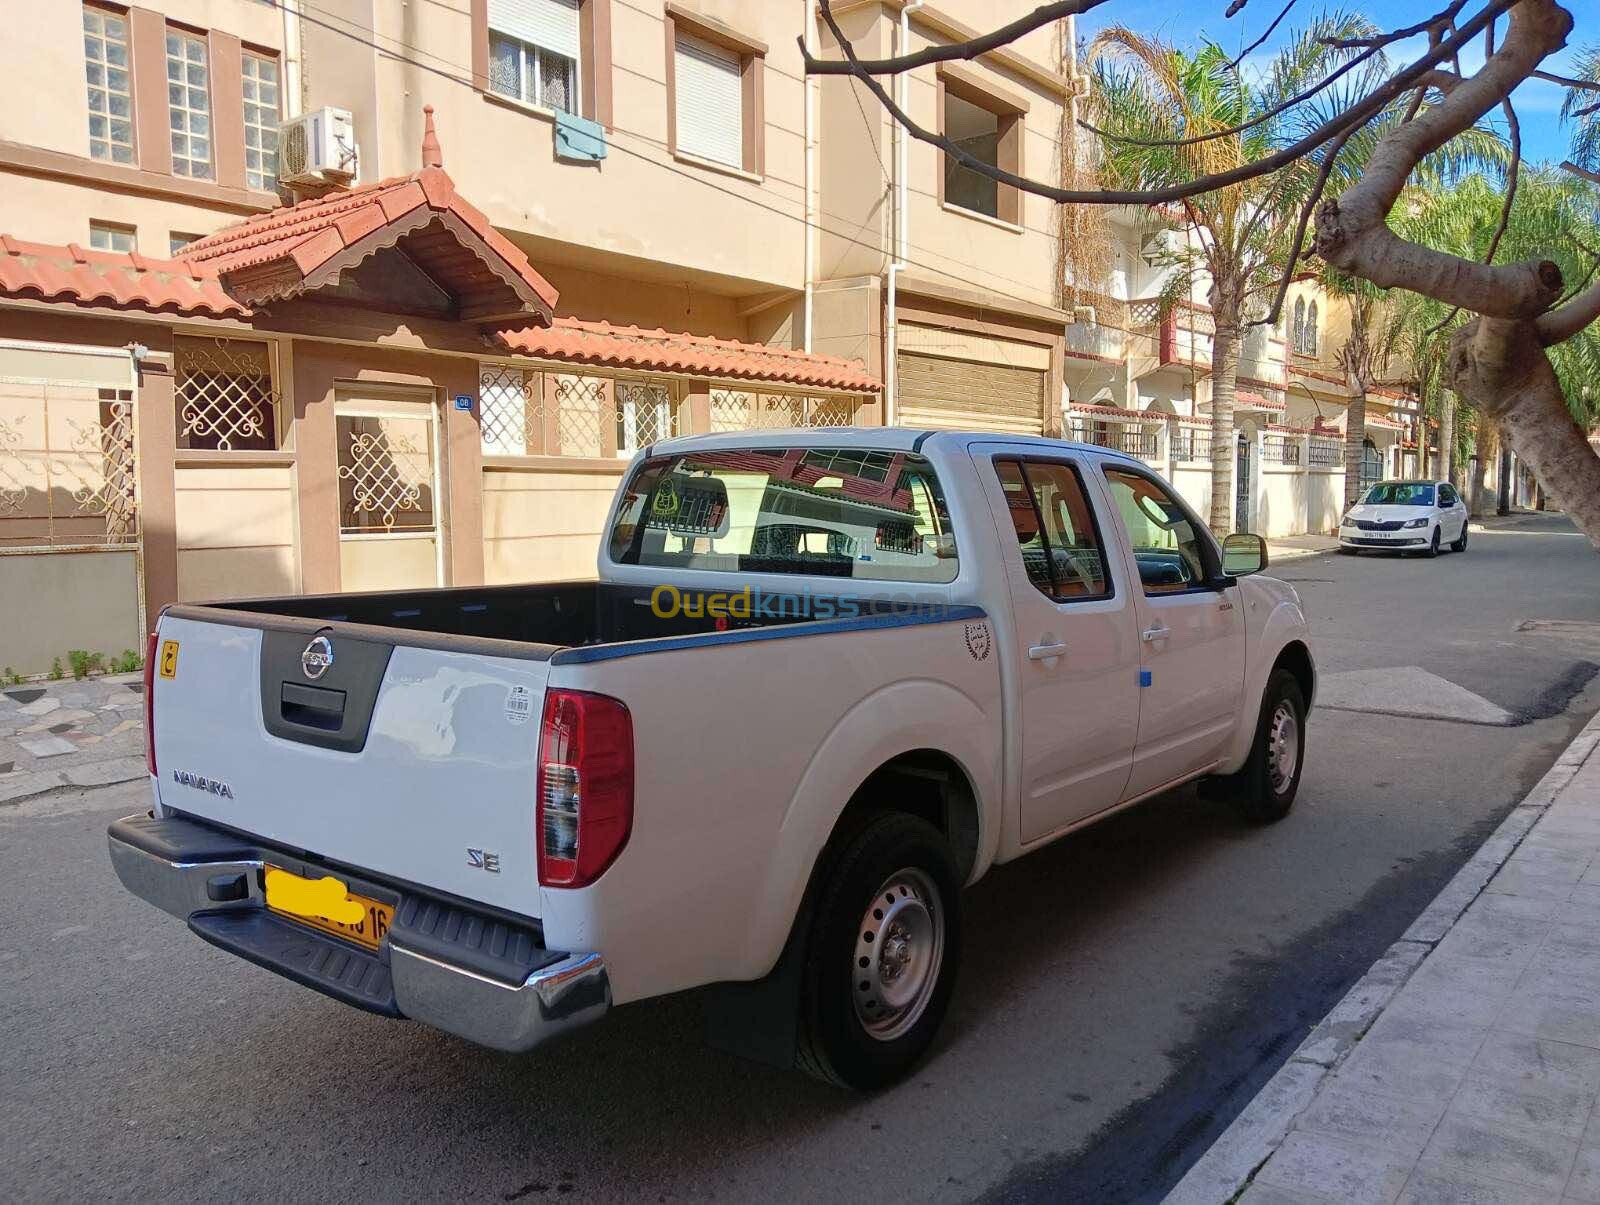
1233,668,1307,825
796,812,962,1090
1451,522,1468,553
1423,527,1441,558
1337,545,1358,556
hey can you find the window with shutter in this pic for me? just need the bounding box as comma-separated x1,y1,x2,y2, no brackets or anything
674,34,742,168
487,0,581,114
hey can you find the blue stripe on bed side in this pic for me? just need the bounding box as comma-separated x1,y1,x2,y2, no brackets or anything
549,604,989,666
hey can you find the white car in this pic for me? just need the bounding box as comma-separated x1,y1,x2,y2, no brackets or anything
109,429,1314,1090
1338,479,1469,557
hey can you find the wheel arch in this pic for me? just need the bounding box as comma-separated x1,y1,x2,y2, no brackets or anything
1273,639,1316,711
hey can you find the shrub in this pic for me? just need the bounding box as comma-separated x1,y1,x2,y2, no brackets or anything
112,648,142,674
49,657,64,681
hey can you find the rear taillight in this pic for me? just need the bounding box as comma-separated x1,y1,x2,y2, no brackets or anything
142,629,158,775
536,689,633,888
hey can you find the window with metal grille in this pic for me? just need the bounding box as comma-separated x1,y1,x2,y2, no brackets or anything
674,34,742,167
615,380,674,454
488,0,580,114
242,52,280,190
479,365,535,455
710,388,857,432
89,222,136,253
83,5,135,164
167,29,213,179
174,337,278,451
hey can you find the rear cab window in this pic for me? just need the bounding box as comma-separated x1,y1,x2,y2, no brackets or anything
607,447,959,583
993,458,1112,602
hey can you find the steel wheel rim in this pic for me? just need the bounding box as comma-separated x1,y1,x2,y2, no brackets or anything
852,867,945,1041
1268,702,1299,795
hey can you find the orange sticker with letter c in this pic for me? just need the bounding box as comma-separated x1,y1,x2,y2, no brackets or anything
158,640,179,679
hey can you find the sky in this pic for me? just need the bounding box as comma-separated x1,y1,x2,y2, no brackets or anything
1076,0,1588,167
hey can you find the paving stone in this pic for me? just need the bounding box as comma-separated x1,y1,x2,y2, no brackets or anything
16,697,61,717
1567,1144,1600,1202
1384,953,1525,1029
0,761,11,775
1471,1031,1600,1097
0,770,60,803
1449,1068,1597,1139
1420,1113,1579,1194
1334,1016,1487,1106
17,735,77,758
2,687,44,704
1398,1160,1561,1204
1293,1080,1445,1155
61,756,146,789
1239,1182,1339,1203
1255,1131,1416,1203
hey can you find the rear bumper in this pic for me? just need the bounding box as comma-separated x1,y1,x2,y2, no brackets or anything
107,812,610,1053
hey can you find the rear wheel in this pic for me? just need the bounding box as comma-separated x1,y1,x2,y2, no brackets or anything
1233,669,1307,824
1451,522,1469,553
797,812,961,1090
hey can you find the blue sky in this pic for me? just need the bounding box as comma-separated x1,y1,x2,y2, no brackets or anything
1077,0,1587,166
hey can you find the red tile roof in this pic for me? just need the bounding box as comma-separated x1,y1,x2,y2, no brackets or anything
0,235,244,317
177,166,558,315
497,318,880,392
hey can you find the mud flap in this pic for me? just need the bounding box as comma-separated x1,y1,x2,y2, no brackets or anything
701,890,814,1070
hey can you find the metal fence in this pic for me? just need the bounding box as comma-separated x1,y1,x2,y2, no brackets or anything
1308,436,1342,467
1172,428,1213,463
1262,434,1302,465
1069,421,1158,460
0,380,138,548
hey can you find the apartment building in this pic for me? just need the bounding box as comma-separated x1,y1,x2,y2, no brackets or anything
0,0,1095,673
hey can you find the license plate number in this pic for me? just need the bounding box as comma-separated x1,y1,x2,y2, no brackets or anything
264,865,393,951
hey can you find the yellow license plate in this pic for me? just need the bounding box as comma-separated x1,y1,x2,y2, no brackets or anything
263,865,393,952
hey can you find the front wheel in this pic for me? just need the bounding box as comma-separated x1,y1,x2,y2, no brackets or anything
1233,669,1307,824
1451,522,1468,553
797,812,962,1090
1422,527,1441,558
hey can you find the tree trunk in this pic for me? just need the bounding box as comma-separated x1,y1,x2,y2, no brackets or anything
1343,387,1368,507
1449,317,1600,549
1209,321,1239,534
1497,444,1513,514
1440,396,1456,487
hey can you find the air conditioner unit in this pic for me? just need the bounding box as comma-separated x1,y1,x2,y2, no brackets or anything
277,107,360,187
1074,304,1097,326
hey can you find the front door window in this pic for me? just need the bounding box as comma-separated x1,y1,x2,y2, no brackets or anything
335,396,443,590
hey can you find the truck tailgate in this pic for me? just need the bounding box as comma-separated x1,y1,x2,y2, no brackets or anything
149,613,549,918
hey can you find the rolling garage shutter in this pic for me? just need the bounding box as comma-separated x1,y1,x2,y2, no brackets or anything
896,351,1047,435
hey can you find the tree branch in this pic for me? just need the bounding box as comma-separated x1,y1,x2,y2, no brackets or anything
1226,0,1298,71
1081,42,1386,149
815,0,1516,208
1536,281,1600,345
802,0,1106,76
1322,0,1467,49
1562,159,1600,186
1315,0,1572,321
1532,68,1600,93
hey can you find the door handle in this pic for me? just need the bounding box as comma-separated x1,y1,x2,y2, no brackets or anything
1141,625,1170,643
1218,599,1235,612
1028,641,1068,661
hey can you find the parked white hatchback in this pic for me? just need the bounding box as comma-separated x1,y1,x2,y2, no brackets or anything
1338,480,1469,557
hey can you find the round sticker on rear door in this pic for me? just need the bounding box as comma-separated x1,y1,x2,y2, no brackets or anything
505,684,533,725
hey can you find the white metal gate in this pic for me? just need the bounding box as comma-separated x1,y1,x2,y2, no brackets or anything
335,392,444,592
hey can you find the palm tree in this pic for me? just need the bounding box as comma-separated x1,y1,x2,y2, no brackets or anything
1089,14,1385,534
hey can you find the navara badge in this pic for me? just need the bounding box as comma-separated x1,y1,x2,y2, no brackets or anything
301,636,334,680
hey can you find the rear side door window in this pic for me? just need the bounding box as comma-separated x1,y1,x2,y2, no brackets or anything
994,459,1112,602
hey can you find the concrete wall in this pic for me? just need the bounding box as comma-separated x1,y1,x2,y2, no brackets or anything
481,462,625,583
174,458,298,601
0,550,142,676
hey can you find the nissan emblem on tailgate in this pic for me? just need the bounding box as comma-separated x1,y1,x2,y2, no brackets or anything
301,636,334,680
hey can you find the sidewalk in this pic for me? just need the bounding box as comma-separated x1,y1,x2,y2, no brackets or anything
1171,708,1600,1203
0,674,147,804
1267,532,1340,562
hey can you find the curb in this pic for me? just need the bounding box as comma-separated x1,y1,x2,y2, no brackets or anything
0,756,148,806
1165,705,1600,1204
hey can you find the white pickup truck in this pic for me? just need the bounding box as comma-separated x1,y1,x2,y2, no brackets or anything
110,428,1314,1089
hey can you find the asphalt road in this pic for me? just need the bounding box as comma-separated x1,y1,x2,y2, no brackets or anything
4,512,1598,1204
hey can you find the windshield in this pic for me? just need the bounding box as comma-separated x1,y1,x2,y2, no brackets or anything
1362,482,1435,506
607,447,959,583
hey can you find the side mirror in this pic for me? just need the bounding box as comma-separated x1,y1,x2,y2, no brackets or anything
1222,532,1268,577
